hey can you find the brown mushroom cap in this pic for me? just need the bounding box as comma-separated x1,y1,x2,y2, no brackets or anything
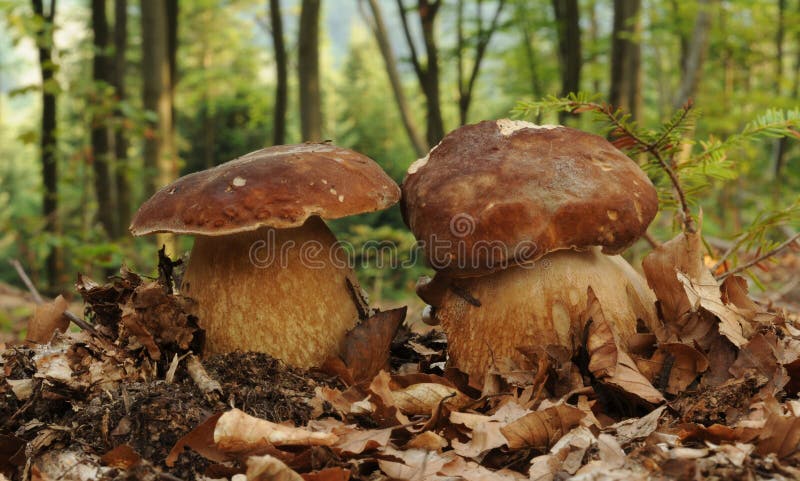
401,120,658,277
130,143,401,236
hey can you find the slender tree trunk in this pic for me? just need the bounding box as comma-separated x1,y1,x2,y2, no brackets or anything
363,0,427,157
456,0,506,125
609,0,642,119
32,0,61,288
396,0,444,147
673,0,711,109
419,0,444,145
113,0,130,236
166,0,178,129
298,0,322,141
552,0,581,123
773,0,791,180
269,0,288,145
91,0,115,238
141,0,176,195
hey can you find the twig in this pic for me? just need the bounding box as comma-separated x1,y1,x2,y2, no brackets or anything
9,259,44,304
186,354,223,396
642,231,662,249
596,102,697,233
716,232,800,281
10,258,104,338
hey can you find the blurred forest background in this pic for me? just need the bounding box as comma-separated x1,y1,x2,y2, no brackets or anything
0,0,798,318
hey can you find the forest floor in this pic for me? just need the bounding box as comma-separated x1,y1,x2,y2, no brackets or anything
2,242,800,481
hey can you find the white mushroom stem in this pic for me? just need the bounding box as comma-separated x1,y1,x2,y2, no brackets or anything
182,217,358,367
433,247,659,385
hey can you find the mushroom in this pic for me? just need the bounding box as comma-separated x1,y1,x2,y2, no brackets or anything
130,143,400,367
401,120,660,384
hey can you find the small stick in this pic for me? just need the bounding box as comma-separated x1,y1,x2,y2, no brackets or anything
717,232,800,281
10,259,104,338
642,231,662,250
186,354,222,396
9,259,44,304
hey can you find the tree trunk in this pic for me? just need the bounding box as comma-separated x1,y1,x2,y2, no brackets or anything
419,0,444,145
552,0,581,123
456,0,507,126
91,0,115,238
166,0,178,126
269,0,288,145
298,0,322,142
141,0,176,195
772,0,791,180
609,0,642,120
673,0,711,109
32,0,61,288
364,0,427,157
396,0,444,147
113,0,130,236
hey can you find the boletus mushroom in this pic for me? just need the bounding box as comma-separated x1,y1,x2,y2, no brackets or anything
130,144,400,367
401,120,660,384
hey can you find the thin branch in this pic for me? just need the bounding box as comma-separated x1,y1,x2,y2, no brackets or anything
395,0,425,84
716,232,800,281
9,259,44,304
642,231,662,249
10,258,105,338
585,101,696,233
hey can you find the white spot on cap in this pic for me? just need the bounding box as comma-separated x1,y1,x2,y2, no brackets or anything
321,179,328,184
330,188,337,196
496,119,559,137
232,176,246,187
338,195,344,202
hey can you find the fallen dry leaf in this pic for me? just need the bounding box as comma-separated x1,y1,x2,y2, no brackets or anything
404,431,448,451
166,413,227,467
214,409,338,452
378,447,454,481
246,454,303,481
636,343,709,394
99,444,141,469
606,405,667,446
500,404,585,450
584,288,664,405
339,307,406,384
332,425,393,455
26,295,69,344
391,382,471,416
450,402,529,458
301,467,351,481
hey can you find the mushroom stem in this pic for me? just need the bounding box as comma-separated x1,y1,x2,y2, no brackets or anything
434,247,659,385
182,217,358,367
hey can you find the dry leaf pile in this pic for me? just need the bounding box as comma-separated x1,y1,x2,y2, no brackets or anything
2,230,800,480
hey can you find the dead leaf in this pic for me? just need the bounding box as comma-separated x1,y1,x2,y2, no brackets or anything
99,444,141,469
378,447,454,481
214,409,338,453
500,404,585,450
332,425,392,455
166,413,227,467
677,271,749,347
301,467,351,481
584,288,664,405
26,295,69,344
339,307,406,384
438,456,528,480
404,431,448,451
637,343,708,394
606,405,667,446
450,402,529,458
642,230,707,324
391,382,471,416
246,454,303,481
